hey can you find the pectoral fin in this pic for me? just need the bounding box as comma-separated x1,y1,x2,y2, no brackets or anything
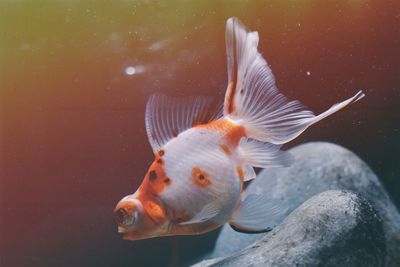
179,203,219,225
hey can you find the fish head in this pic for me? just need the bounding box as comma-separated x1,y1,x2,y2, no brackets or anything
113,193,170,240
113,195,142,232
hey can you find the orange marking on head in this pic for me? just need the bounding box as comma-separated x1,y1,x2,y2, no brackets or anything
139,153,171,196
220,144,232,156
143,199,167,224
163,177,172,186
121,190,169,238
192,167,211,188
237,166,244,182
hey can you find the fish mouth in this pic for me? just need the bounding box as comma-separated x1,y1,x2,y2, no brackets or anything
118,226,128,233
113,203,137,227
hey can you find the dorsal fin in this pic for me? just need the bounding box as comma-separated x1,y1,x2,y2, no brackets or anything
145,94,222,152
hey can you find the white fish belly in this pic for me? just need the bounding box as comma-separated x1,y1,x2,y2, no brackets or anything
159,127,242,223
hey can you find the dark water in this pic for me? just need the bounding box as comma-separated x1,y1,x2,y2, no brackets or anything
1,1,400,266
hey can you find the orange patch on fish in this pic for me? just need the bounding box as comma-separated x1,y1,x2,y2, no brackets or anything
140,153,171,196
220,144,232,156
192,167,211,187
224,81,237,114
225,125,246,146
143,199,167,225
236,166,244,181
195,118,246,146
158,149,165,157
163,177,171,185
225,23,238,115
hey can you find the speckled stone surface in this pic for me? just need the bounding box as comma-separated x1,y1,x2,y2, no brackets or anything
194,190,385,267
196,142,400,267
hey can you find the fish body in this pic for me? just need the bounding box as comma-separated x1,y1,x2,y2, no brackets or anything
114,17,365,240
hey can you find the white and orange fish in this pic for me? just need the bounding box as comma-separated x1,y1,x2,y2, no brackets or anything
113,17,364,240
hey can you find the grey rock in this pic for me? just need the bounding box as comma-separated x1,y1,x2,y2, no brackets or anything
206,142,400,266
194,190,386,267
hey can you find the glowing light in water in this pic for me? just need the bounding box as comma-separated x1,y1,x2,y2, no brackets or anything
124,65,146,76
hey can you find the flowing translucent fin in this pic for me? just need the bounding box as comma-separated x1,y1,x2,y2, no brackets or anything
179,203,219,225
229,192,289,233
239,138,293,168
145,94,222,152
307,90,365,125
243,164,256,182
223,17,365,144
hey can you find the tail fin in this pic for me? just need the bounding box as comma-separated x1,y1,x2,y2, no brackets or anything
223,17,365,144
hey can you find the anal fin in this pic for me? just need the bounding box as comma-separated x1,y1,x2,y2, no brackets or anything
229,193,288,233
243,164,256,182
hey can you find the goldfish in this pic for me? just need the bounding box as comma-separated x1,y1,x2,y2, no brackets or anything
113,17,364,240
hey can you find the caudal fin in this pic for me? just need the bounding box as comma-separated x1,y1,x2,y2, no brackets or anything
223,17,365,145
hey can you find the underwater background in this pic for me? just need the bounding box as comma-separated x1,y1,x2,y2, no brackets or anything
1,1,399,266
